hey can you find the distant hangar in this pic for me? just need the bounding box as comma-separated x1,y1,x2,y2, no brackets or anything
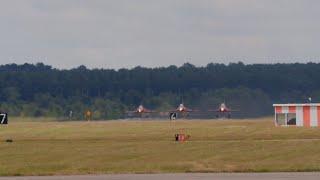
273,103,320,127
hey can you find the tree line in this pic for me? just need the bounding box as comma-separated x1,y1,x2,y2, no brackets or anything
0,62,319,120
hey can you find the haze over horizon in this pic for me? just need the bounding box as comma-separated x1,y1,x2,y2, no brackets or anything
1,0,320,69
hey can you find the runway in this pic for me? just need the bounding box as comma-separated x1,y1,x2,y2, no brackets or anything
0,173,320,180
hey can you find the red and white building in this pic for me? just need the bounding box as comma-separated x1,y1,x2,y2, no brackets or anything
273,103,320,127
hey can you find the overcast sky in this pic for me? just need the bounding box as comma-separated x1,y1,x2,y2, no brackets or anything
1,0,320,69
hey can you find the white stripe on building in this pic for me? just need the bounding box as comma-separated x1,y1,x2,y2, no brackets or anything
310,106,318,127
296,106,303,127
282,106,289,113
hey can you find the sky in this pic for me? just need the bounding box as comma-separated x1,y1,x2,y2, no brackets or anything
0,0,320,69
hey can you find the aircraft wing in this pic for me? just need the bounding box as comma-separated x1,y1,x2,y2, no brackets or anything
208,109,221,112
208,109,239,112
143,110,157,113
227,109,239,112
169,109,197,113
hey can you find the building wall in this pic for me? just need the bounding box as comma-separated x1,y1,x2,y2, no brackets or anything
274,105,320,127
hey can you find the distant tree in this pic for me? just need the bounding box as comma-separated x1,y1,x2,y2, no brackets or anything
0,62,319,119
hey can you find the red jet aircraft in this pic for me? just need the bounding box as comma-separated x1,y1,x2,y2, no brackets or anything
126,105,156,118
169,103,198,119
209,103,237,118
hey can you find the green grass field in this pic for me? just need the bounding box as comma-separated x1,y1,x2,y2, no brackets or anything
1,117,320,176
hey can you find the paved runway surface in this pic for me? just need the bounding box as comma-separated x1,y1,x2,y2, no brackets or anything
0,173,320,180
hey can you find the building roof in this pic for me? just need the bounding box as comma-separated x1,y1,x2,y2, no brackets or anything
273,103,320,107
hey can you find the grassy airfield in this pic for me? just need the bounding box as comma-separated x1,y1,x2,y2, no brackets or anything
1,117,320,175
